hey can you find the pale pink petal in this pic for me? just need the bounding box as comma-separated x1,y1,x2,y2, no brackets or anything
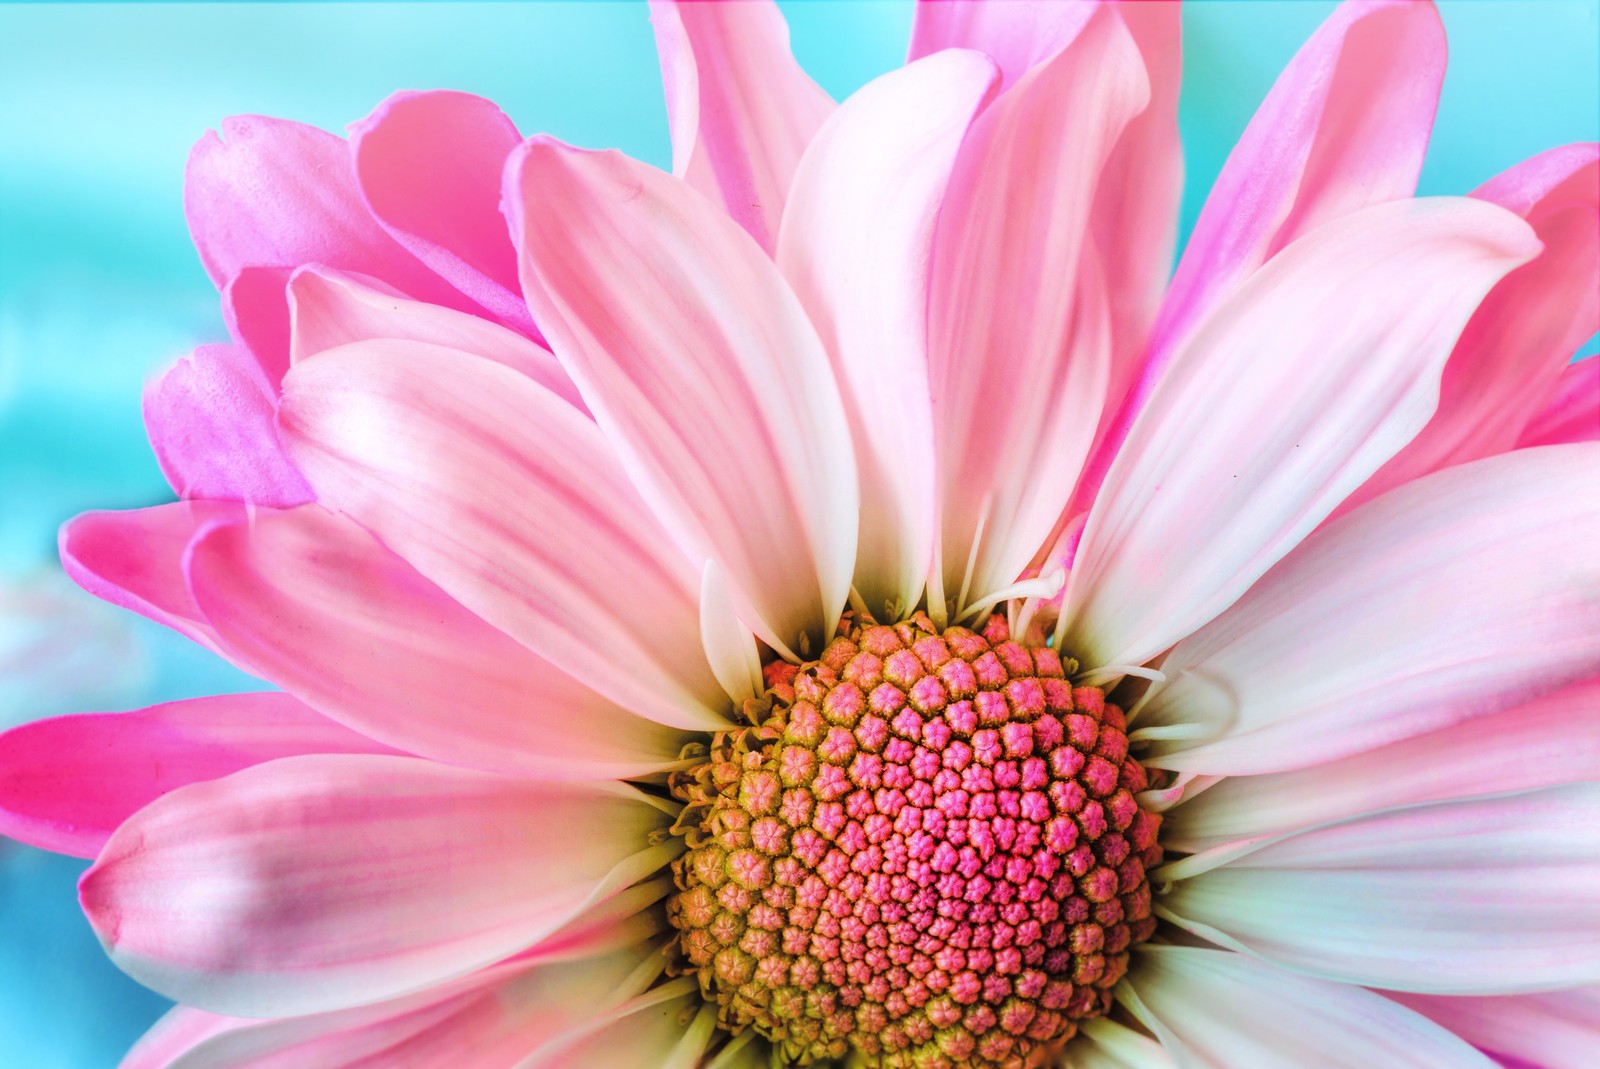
221,266,292,384
143,345,313,508
1077,0,1448,511
1343,144,1600,511
906,0,1094,90
286,265,582,409
926,13,1145,609
650,0,835,253
1151,0,1444,361
1062,1019,1177,1069
1389,987,1600,1069
1125,946,1495,1067
185,116,470,311
0,692,391,859
1160,784,1600,994
1519,356,1600,447
81,753,679,1017
278,338,727,730
1058,198,1540,669
349,90,541,337
188,504,696,777
506,137,857,656
777,50,998,617
520,979,712,1069
59,501,244,654
1162,680,1600,853
121,945,664,1069
1138,445,1600,774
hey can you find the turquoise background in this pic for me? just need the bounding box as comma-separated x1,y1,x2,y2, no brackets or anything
0,2,1595,1064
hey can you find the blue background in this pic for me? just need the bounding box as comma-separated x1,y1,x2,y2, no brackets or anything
1,2,1595,1065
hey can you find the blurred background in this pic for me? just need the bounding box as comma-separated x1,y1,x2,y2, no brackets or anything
0,1,1595,1065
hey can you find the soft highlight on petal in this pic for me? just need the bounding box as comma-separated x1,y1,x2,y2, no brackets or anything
1389,987,1600,1069
278,338,728,730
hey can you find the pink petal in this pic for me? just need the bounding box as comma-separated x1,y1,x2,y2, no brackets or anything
278,338,727,730
185,115,470,311
1139,444,1600,774
120,944,664,1069
142,345,314,508
0,692,391,860
506,137,858,656
777,49,997,618
81,754,678,1017
286,265,582,410
1520,356,1600,447
1163,679,1600,853
59,501,244,654
1161,784,1600,994
1092,2,1184,419
524,979,713,1069
1343,144,1600,512
1078,0,1448,512
221,266,292,385
926,13,1146,609
906,0,1095,91
1388,987,1600,1069
349,90,540,337
188,503,694,776
650,0,835,254
1126,946,1495,1067
1058,197,1540,670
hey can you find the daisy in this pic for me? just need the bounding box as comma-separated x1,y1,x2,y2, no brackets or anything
2,1,1598,1067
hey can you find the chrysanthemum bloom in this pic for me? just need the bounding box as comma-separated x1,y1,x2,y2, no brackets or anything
3,0,1599,1066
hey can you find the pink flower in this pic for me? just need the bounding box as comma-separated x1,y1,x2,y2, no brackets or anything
4,1,1599,1066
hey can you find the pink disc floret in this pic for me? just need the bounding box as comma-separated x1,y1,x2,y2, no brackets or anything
667,612,1163,1068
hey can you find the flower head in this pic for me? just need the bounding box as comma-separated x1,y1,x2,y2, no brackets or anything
3,1,1599,1067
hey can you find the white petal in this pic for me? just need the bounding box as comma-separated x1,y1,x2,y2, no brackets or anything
1124,946,1496,1068
1161,784,1600,994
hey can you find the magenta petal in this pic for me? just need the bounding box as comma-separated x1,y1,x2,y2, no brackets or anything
1520,356,1600,447
142,344,314,507
349,90,539,338
0,692,393,859
184,115,471,312
221,266,294,385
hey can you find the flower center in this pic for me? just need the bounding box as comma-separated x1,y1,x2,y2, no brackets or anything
667,612,1163,1068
